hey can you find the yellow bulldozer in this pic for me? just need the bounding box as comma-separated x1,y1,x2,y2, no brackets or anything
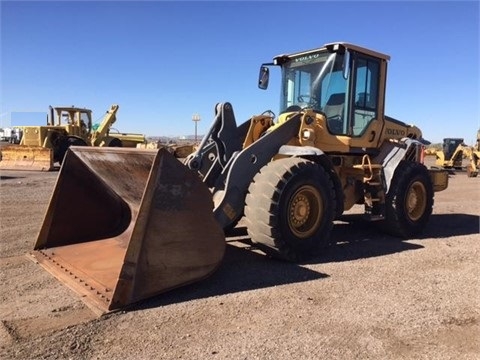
30,42,449,315
0,104,146,171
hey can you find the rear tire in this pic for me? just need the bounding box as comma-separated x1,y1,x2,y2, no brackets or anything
382,161,434,238
244,157,336,262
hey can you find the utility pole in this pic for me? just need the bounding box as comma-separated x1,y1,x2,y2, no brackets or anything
192,113,201,144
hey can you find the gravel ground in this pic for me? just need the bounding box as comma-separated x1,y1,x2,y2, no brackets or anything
0,155,479,360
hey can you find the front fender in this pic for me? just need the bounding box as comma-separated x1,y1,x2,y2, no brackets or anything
278,145,324,156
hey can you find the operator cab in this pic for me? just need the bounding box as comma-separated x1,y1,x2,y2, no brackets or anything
442,138,465,160
259,42,390,142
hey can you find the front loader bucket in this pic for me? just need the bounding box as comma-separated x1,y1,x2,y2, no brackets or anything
0,145,53,171
31,147,225,315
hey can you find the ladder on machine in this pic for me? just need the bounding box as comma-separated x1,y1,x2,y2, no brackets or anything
354,155,386,221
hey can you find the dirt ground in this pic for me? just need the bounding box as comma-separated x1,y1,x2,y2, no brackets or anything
0,153,479,360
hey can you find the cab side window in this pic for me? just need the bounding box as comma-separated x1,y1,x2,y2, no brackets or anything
353,58,379,136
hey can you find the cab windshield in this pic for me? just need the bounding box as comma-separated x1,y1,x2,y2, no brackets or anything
280,51,347,115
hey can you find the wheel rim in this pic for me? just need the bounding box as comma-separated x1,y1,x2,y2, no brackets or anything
287,185,323,238
406,180,427,222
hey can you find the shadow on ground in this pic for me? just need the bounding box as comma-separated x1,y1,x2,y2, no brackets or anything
130,212,479,312
316,212,480,263
0,175,25,180
131,241,327,312
421,213,479,238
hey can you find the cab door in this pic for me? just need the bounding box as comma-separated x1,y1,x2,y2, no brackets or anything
347,53,385,150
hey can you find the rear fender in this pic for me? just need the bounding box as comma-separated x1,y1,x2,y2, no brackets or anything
375,137,424,192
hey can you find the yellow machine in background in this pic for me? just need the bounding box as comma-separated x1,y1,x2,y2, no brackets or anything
434,138,467,169
0,104,146,171
431,134,480,177
31,42,449,314
466,129,480,177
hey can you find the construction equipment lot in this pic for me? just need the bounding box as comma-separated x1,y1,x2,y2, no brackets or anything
0,155,479,359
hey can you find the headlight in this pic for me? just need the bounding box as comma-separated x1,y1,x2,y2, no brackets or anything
301,129,312,140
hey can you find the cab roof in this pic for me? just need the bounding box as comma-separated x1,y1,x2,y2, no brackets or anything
273,41,391,64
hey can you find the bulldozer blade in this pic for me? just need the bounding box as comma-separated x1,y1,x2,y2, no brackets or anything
0,145,54,171
31,147,225,315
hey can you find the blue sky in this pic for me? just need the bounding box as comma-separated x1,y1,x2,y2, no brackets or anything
1,1,479,144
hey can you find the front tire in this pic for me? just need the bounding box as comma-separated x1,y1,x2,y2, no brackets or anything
244,157,336,262
108,138,123,147
54,136,87,164
383,161,434,238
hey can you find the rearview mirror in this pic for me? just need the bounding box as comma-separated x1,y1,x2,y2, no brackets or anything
258,66,269,90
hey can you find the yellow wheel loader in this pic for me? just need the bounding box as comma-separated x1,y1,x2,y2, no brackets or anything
31,42,449,315
0,104,146,171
